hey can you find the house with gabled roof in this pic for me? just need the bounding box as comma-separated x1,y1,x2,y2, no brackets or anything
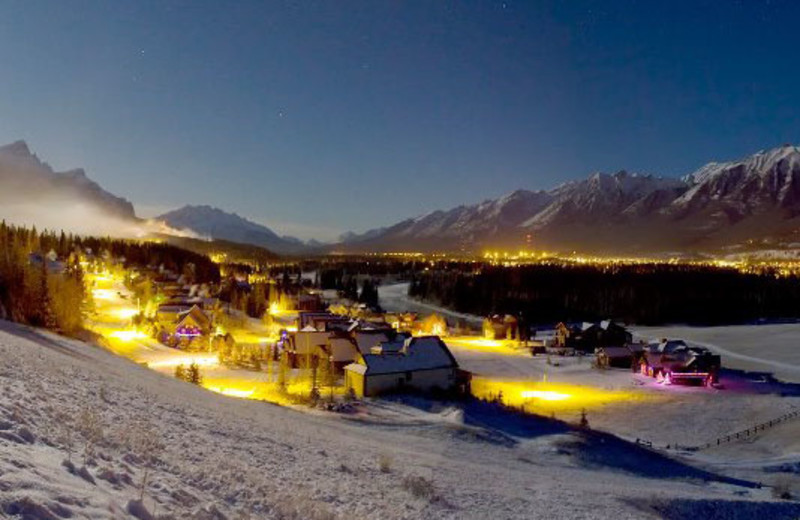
344,336,468,397
175,304,213,338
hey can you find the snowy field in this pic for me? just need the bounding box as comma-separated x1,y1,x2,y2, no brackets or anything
633,324,800,384
4,321,800,518
378,283,484,326
380,283,800,495
443,335,800,460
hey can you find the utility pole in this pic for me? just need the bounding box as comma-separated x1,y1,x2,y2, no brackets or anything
329,355,335,403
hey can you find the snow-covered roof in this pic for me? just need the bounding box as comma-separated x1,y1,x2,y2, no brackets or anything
353,331,391,354
157,305,192,314
369,338,405,354
177,305,211,327
344,362,367,375
654,339,688,353
597,346,632,357
347,336,458,376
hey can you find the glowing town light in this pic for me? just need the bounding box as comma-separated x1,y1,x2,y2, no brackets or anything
470,377,653,412
149,355,219,368
444,336,522,356
113,308,139,320
92,289,116,301
521,390,570,401
269,302,281,315
209,252,227,264
207,387,256,399
109,330,147,341
175,326,202,338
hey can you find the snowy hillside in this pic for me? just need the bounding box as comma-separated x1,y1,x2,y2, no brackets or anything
3,320,800,519
157,205,307,255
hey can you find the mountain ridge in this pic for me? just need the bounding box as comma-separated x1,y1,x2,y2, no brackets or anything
4,139,800,256
339,144,800,254
0,140,136,221
156,204,309,255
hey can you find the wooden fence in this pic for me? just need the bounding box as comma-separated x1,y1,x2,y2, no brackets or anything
635,408,800,452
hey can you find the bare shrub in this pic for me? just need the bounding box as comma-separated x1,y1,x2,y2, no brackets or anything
579,408,589,429
402,475,438,502
77,406,104,465
273,494,336,520
126,418,165,501
378,453,393,473
772,476,794,500
53,410,75,462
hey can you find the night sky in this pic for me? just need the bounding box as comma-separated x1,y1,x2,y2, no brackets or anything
1,0,797,240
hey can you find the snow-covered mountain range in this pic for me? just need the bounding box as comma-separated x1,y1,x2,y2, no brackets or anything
157,205,308,255
3,139,800,255
0,140,136,220
341,144,800,254
0,141,305,252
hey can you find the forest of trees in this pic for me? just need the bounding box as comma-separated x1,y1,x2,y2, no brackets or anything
0,223,87,334
218,278,272,318
318,269,380,308
79,236,220,283
409,263,800,325
0,222,220,335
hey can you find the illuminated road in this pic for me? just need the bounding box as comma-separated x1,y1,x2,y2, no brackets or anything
378,282,484,326
84,274,662,415
441,335,663,415
84,273,298,403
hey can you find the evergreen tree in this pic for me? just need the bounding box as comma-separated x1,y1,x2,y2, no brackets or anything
187,363,202,385
39,261,57,330
579,408,590,429
359,278,380,310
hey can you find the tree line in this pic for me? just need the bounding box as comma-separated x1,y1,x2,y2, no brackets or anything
408,263,800,325
79,236,220,283
0,221,220,335
0,223,87,333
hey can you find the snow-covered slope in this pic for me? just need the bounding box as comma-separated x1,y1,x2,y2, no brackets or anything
671,145,800,221
523,171,685,228
157,205,306,255
4,320,798,519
